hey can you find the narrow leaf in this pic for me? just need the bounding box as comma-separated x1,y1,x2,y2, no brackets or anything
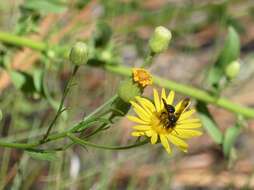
33,69,43,93
207,26,240,88
10,71,26,89
223,123,241,157
197,101,223,144
24,0,67,14
27,151,58,161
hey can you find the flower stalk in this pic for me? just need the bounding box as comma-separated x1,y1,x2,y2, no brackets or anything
0,31,254,118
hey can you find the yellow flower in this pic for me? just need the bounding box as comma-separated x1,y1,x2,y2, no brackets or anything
132,68,153,87
127,88,202,154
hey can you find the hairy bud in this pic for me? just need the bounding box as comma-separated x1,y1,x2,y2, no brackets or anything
69,42,89,65
149,26,172,54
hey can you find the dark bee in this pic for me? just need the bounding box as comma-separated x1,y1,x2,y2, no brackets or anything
161,97,190,130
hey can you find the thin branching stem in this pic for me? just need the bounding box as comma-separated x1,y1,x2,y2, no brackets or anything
67,133,149,150
42,66,79,141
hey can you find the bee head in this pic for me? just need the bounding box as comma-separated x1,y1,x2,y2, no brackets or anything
167,105,175,113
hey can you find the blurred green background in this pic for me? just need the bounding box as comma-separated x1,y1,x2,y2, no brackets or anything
0,0,254,189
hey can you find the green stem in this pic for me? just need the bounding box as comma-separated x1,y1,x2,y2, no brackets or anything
70,95,118,133
1,31,254,118
0,31,47,51
141,51,155,68
67,133,149,150
0,130,68,150
0,94,119,149
83,95,118,121
42,66,79,141
105,64,254,118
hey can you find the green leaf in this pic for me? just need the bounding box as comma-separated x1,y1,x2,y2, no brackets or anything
27,151,58,161
223,123,241,157
10,71,26,89
94,21,112,47
24,0,67,14
33,69,43,93
10,70,36,94
197,101,223,144
207,26,240,89
72,118,111,132
218,27,240,68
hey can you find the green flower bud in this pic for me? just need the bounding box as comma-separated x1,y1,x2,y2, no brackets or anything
149,26,172,54
117,79,142,103
225,60,240,79
69,42,89,65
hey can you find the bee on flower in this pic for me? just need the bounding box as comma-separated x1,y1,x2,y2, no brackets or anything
127,88,202,154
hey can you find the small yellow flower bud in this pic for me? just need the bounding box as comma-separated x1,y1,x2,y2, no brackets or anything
132,68,152,87
69,42,89,65
117,79,142,103
149,26,172,54
225,60,240,79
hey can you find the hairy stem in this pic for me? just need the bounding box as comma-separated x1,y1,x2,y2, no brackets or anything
42,66,79,141
67,133,149,150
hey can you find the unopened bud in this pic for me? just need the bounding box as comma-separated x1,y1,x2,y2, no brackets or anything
149,26,172,54
117,79,142,103
69,42,89,65
225,60,240,79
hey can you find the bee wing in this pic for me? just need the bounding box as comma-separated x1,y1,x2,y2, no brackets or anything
162,98,168,109
174,97,190,119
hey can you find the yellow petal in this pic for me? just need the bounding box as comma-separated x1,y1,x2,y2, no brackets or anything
176,122,202,129
178,109,196,121
135,96,155,114
127,115,148,125
151,133,158,144
168,134,188,152
177,118,200,125
153,89,161,112
160,134,170,151
145,130,154,137
132,125,151,131
131,131,145,136
173,129,202,139
161,88,167,100
165,147,172,154
167,91,175,105
130,101,150,122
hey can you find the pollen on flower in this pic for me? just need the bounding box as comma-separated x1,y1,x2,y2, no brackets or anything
132,68,153,87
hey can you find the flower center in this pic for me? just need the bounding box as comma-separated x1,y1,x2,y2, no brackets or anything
150,111,174,134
